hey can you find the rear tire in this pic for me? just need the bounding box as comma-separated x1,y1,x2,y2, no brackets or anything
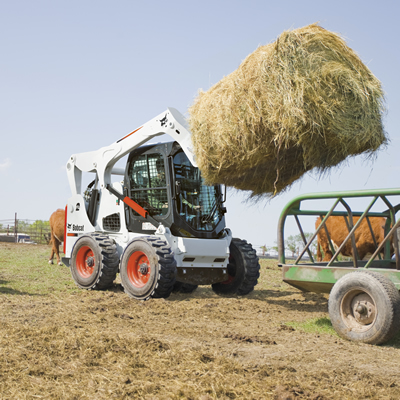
329,271,400,345
120,237,177,300
70,233,119,290
212,238,260,295
173,282,198,294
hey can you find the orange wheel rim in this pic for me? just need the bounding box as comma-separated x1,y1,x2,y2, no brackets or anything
127,251,151,287
76,245,95,278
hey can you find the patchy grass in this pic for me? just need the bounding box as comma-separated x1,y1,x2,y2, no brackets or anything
0,243,78,295
0,245,283,297
2,243,400,399
286,316,338,337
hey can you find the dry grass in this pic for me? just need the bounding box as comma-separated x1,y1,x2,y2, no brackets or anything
189,23,386,198
2,244,400,399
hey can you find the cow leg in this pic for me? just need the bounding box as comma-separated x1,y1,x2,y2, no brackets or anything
48,248,55,264
48,230,61,265
320,242,333,261
53,233,64,266
323,250,333,262
48,230,55,264
317,240,322,262
53,238,62,266
316,235,333,261
356,244,367,261
49,242,60,264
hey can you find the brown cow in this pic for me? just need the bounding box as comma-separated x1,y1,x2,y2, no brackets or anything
316,216,389,262
48,208,65,266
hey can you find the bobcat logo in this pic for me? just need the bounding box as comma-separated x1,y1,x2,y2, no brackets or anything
67,223,84,232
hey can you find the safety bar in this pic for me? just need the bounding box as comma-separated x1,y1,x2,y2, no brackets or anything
277,188,400,269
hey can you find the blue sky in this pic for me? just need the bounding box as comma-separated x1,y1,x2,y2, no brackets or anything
1,0,399,249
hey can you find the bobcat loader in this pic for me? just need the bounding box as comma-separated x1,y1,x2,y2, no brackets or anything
62,108,260,300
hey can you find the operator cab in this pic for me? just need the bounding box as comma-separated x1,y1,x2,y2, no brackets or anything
124,141,226,239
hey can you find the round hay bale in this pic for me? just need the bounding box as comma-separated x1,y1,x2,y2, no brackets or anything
189,23,387,197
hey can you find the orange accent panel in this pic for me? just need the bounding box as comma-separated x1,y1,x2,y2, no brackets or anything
118,126,143,142
63,205,67,254
123,197,148,218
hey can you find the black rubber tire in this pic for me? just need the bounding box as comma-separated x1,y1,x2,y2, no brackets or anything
120,236,177,300
212,238,260,295
329,271,400,345
70,233,119,290
172,281,198,294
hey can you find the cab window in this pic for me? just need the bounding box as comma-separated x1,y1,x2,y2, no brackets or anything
128,153,168,217
173,150,223,231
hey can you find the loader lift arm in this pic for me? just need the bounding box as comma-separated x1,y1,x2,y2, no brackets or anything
66,108,197,198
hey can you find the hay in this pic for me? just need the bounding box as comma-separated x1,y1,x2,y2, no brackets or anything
2,245,400,399
189,23,387,197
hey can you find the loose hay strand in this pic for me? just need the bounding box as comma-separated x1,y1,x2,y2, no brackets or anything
189,23,387,198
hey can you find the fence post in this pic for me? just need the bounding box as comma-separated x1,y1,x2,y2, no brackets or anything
14,212,17,243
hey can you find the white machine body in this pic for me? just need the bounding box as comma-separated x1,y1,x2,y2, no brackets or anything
64,108,232,275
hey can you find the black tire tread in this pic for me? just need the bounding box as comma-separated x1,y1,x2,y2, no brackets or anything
362,271,400,343
234,239,261,295
212,238,260,296
91,233,119,290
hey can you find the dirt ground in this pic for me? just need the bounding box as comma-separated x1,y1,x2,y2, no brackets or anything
1,244,400,399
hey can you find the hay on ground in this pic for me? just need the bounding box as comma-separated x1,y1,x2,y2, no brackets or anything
189,23,387,197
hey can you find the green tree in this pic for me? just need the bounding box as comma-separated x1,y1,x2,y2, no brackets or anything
29,220,51,244
285,235,298,257
271,241,279,254
30,220,50,231
303,232,317,255
284,233,317,258
17,220,30,233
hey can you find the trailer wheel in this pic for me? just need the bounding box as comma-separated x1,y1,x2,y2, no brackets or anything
70,233,119,290
173,282,198,294
212,238,260,295
329,271,400,345
120,237,177,300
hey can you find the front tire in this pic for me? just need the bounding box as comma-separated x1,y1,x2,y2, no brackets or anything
212,238,260,295
120,237,177,300
329,271,400,345
70,233,119,290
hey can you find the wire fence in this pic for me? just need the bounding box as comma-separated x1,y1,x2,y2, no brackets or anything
0,217,51,245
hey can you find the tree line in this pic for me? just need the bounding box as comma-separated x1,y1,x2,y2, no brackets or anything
0,220,51,244
260,233,317,258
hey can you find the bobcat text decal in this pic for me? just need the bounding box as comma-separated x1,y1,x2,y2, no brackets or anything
67,223,85,232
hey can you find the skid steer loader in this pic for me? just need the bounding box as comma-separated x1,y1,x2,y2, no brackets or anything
62,108,260,300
